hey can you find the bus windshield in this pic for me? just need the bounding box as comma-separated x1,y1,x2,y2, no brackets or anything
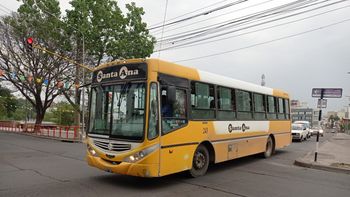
88,83,146,140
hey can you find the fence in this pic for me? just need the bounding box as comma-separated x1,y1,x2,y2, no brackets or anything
0,122,80,141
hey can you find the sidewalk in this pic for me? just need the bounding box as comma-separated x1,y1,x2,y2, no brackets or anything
295,133,350,174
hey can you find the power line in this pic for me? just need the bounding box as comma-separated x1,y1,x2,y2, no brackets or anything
151,0,275,36
158,0,170,58
174,18,350,63
157,2,350,51
156,0,319,42
149,0,248,30
0,8,10,15
0,3,12,12
0,3,12,15
156,0,347,50
149,0,231,28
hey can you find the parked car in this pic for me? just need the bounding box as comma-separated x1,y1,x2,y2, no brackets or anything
292,123,308,142
294,121,311,138
310,127,324,137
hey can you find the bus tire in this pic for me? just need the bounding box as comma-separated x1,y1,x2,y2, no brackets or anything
189,145,209,178
263,136,274,158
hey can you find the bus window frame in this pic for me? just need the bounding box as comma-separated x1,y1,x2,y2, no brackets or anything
267,96,278,120
190,81,216,121
147,82,160,141
216,85,236,121
160,87,189,136
88,80,148,142
253,93,267,120
236,89,253,120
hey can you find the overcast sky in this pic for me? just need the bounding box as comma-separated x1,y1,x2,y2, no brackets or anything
1,0,350,113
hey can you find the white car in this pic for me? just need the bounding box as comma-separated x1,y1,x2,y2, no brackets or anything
310,127,324,137
294,121,311,138
292,124,308,142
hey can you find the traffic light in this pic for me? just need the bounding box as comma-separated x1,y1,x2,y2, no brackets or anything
26,37,33,51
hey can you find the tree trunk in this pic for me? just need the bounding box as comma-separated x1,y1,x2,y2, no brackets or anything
34,110,45,133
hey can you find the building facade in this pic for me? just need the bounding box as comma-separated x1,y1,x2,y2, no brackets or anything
291,108,314,126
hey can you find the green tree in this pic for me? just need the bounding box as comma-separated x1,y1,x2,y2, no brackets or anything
0,85,19,119
0,0,155,127
64,0,155,126
50,102,75,125
0,0,74,128
66,0,155,66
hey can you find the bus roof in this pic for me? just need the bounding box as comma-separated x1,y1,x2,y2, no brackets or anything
93,58,289,98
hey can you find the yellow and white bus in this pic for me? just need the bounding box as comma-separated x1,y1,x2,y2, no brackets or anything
86,59,291,177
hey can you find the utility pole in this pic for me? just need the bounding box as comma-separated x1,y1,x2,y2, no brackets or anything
314,89,324,162
261,74,265,86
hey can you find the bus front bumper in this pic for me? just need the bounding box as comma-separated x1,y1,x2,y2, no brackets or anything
86,154,159,177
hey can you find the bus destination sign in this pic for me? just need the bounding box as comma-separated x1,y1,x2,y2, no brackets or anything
92,63,147,83
311,88,342,98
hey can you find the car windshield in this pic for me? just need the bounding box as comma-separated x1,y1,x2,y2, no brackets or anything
88,83,146,140
292,124,303,130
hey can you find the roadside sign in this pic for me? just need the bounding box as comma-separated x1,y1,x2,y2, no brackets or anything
317,99,327,108
311,88,342,98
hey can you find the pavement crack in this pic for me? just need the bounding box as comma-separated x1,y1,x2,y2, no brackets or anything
2,140,85,162
181,181,248,197
2,159,69,183
25,168,70,183
239,169,286,179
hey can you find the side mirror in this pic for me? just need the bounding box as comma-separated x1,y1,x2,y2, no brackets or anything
166,86,176,105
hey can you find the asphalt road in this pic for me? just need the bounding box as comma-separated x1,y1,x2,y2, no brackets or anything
0,131,349,197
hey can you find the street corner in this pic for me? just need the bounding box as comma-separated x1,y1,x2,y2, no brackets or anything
294,133,350,174
294,158,350,174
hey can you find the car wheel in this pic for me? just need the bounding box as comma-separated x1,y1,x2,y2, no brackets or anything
263,136,275,158
189,145,209,178
299,136,303,142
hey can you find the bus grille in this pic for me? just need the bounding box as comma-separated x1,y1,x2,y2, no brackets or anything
93,140,131,151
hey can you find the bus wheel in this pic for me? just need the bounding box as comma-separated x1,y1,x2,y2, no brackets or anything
263,136,274,158
189,145,209,177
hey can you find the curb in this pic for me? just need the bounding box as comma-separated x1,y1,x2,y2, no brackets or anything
294,159,350,174
0,130,81,143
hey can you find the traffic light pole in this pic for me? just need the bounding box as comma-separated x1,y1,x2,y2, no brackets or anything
81,37,86,140
314,89,324,162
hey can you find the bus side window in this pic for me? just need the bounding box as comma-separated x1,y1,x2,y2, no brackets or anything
191,82,215,120
277,98,285,120
217,86,236,120
148,83,159,140
284,99,290,120
161,87,188,134
253,93,266,120
236,90,253,120
267,96,277,120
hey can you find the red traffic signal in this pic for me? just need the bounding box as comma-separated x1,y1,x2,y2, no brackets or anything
27,37,33,44
26,37,33,50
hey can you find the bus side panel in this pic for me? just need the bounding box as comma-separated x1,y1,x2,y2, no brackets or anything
213,135,267,163
236,137,267,158
159,121,211,176
274,133,292,149
269,121,292,149
213,142,233,163
159,145,197,176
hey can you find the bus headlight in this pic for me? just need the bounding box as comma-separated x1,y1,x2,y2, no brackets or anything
87,144,99,157
123,144,159,163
